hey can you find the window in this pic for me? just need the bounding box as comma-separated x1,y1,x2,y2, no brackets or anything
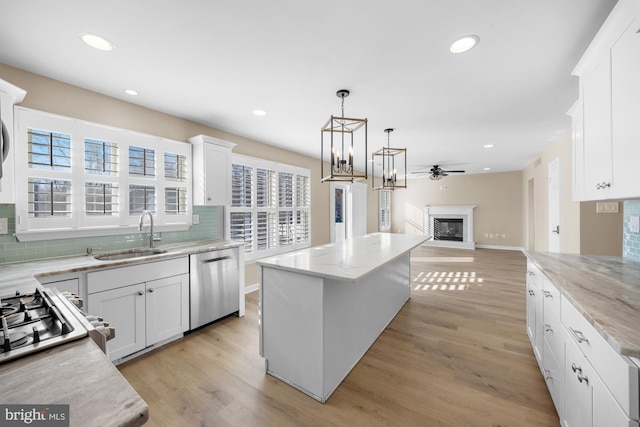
229,154,310,260
379,190,391,231
15,108,192,240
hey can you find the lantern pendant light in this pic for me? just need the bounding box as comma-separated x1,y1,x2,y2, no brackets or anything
372,128,407,190
320,89,368,182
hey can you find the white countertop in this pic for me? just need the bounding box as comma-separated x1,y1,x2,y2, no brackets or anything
257,233,428,282
0,239,243,294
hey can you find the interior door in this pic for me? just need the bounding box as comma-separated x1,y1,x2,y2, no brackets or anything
548,158,560,253
329,182,367,242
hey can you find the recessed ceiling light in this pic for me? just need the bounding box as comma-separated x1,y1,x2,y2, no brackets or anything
483,167,491,171
252,110,267,117
450,35,479,54
79,32,114,51
483,144,495,148
124,89,138,96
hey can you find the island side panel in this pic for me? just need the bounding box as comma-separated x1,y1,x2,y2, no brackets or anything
322,252,411,401
260,266,325,400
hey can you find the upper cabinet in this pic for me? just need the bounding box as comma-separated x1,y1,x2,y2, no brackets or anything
189,135,236,206
610,13,640,199
0,78,26,204
571,0,640,201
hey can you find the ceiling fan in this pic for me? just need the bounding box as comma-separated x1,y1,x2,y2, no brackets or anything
411,165,466,180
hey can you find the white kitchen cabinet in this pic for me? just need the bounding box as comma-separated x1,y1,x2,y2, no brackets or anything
38,274,81,295
565,335,639,427
571,0,640,201
526,262,544,365
189,134,236,206
542,277,565,419
87,257,189,362
0,79,26,204
580,54,612,200
89,283,146,360
565,336,594,427
527,258,640,426
609,15,640,199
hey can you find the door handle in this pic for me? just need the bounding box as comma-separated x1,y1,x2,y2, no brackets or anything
201,255,232,264
551,225,559,234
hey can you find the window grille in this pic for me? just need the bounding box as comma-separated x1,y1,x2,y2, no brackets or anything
230,212,253,253
165,187,188,215
129,146,155,177
28,178,72,217
129,185,156,215
28,129,71,171
85,182,118,215
164,153,187,181
85,138,118,175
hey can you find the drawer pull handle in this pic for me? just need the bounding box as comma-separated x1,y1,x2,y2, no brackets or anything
202,255,232,264
577,372,589,384
544,370,553,380
569,327,589,344
571,363,581,373
544,324,553,332
543,291,553,298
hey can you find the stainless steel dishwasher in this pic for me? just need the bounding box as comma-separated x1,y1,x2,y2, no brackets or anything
189,248,240,329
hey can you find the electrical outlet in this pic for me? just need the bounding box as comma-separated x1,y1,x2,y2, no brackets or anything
630,216,640,233
0,217,8,234
192,214,200,225
596,202,619,213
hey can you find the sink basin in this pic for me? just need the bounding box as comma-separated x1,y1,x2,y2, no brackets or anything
94,248,168,261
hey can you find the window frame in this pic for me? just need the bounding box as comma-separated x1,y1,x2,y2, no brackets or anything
379,189,391,232
229,153,311,261
14,107,192,241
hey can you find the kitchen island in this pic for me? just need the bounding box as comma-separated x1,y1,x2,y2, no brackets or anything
257,232,428,403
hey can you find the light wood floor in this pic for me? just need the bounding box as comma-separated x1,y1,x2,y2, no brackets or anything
118,247,559,426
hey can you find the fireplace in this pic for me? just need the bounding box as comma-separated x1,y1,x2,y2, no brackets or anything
424,205,476,249
434,218,463,241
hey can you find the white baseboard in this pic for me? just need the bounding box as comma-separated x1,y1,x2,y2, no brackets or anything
244,283,260,294
475,244,524,251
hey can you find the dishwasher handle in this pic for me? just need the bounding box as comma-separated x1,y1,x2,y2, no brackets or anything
201,255,232,264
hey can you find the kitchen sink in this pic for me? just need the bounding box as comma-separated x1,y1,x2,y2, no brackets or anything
94,248,168,261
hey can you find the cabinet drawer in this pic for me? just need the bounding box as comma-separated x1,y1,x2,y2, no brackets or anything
88,257,189,294
561,296,639,419
543,309,565,365
543,339,564,418
526,261,543,290
542,276,561,316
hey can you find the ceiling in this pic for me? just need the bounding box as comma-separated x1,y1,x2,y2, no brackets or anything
0,0,617,177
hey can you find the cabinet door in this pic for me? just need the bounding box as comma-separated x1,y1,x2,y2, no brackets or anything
581,57,612,200
565,338,593,427
610,19,640,199
88,283,146,361
41,278,79,295
526,281,536,346
145,273,189,345
204,143,231,206
592,366,639,427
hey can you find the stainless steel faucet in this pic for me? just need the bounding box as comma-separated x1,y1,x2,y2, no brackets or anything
138,210,160,248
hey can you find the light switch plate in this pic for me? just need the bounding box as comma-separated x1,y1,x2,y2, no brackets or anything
0,217,8,234
630,216,640,233
192,214,200,225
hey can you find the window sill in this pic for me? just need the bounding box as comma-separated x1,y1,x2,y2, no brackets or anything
15,222,192,242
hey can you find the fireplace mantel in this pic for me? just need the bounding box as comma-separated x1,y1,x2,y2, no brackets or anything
423,205,476,250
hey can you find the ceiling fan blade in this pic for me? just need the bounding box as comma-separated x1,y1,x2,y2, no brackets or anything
441,170,465,173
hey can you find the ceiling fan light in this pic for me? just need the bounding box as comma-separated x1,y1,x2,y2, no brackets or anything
450,35,479,54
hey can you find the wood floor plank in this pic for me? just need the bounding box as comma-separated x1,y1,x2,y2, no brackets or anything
118,247,559,426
